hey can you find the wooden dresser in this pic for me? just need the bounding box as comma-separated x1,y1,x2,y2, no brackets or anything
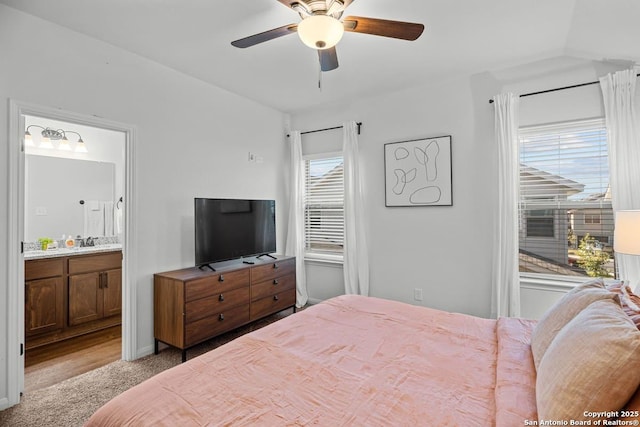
154,255,296,361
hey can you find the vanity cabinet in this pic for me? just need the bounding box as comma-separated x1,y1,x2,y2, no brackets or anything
68,252,122,326
25,258,65,336
25,250,122,350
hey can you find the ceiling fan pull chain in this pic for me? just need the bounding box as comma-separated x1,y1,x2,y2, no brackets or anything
318,67,323,91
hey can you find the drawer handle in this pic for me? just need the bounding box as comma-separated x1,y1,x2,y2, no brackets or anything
273,263,279,269
273,295,279,301
273,279,279,285
219,275,224,282
219,313,225,321
99,272,108,289
219,294,224,302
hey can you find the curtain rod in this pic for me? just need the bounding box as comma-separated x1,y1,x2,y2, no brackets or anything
488,73,640,104
287,122,362,137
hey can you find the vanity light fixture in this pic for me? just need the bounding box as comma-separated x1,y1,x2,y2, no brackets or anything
25,125,87,153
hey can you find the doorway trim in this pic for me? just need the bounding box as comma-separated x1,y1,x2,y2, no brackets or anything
6,99,137,407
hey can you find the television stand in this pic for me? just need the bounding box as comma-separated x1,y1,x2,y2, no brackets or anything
154,255,297,362
198,264,216,272
256,253,276,260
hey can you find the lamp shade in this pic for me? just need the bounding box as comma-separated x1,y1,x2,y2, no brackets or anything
614,210,640,255
24,131,34,147
40,136,54,149
297,15,344,50
58,136,72,151
75,138,88,153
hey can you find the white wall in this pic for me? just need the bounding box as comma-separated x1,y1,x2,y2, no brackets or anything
292,72,500,317
291,57,637,319
0,4,287,407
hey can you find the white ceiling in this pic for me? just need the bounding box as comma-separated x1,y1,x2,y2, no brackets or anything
2,0,639,113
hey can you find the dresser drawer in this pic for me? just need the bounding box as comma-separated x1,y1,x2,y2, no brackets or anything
251,258,295,283
68,252,121,275
250,288,296,321
185,269,249,302
185,304,250,346
25,258,64,281
251,274,295,301
185,286,250,323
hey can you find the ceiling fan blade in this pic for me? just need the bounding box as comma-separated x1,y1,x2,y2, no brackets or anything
231,24,298,48
343,16,424,41
318,47,339,72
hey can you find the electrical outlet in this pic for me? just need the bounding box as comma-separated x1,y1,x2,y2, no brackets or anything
414,288,423,301
35,207,47,216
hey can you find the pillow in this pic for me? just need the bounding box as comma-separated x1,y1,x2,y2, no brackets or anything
621,388,640,420
606,280,625,293
530,278,617,369
536,298,640,422
607,280,640,330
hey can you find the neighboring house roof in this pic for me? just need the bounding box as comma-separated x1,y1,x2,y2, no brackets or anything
582,185,611,202
520,164,585,199
308,163,343,190
519,250,585,277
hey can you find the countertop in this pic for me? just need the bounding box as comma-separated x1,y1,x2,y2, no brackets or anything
24,244,122,260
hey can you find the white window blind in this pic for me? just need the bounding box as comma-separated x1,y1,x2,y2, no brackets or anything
518,118,615,278
304,156,344,257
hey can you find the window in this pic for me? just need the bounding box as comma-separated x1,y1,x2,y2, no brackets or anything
584,213,601,224
526,210,555,237
304,155,344,259
518,119,614,278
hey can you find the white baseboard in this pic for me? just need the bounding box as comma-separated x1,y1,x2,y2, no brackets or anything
135,344,155,360
0,396,11,411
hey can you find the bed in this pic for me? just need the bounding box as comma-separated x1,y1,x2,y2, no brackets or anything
86,280,640,426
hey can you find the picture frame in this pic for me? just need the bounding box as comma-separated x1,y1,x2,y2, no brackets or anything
384,135,452,207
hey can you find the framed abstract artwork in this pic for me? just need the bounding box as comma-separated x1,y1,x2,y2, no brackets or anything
384,135,452,207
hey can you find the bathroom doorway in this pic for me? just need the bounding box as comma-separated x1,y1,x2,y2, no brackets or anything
23,115,126,392
6,100,137,405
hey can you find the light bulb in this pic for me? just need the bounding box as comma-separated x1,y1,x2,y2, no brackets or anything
59,136,71,151
75,138,88,153
297,15,344,50
40,136,54,149
24,131,34,147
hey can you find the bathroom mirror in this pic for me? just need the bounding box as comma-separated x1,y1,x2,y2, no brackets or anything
25,155,117,241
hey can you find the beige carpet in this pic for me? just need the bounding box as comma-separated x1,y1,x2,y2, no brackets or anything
0,309,293,427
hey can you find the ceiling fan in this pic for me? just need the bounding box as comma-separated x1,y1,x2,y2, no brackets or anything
231,0,424,72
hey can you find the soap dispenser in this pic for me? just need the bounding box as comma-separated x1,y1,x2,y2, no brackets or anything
65,235,75,248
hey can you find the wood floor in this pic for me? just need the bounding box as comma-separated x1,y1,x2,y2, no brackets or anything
24,326,122,394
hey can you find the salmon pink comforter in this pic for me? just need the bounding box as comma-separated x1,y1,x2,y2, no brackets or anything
86,295,538,426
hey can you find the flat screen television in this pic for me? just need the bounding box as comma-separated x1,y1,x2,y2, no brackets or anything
195,198,276,268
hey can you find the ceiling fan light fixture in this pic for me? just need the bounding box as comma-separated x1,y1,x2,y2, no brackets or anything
297,15,344,50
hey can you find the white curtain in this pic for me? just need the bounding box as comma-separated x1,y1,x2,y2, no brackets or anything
600,69,640,290
342,121,370,296
491,93,521,318
285,130,308,307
